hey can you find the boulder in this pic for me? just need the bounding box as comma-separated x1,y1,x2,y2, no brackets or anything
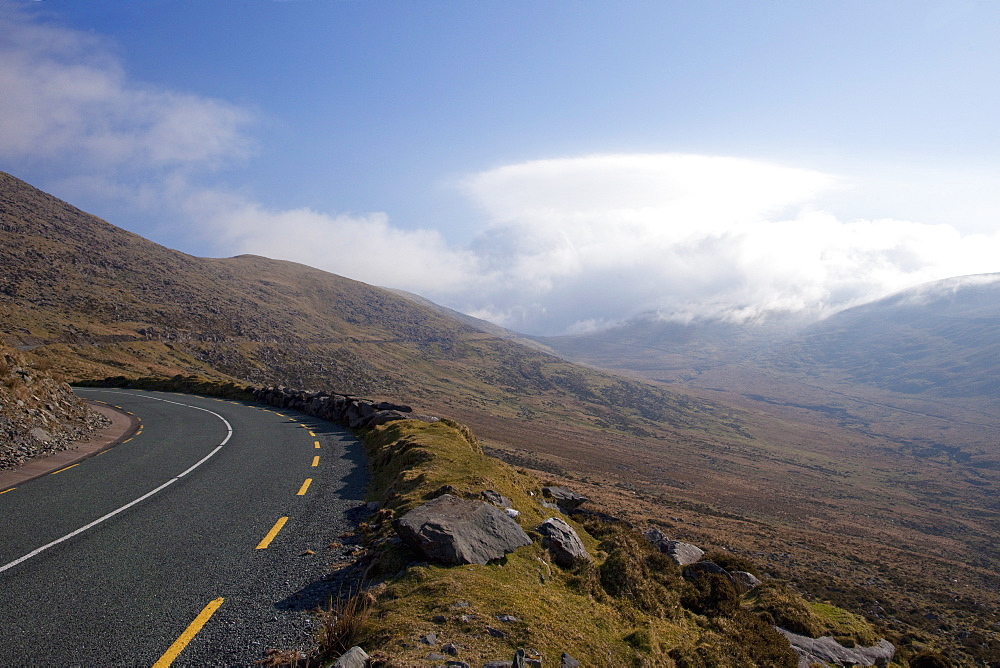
393,494,531,565
777,627,895,667
537,517,590,567
541,486,587,512
645,529,704,566
561,653,581,668
731,570,761,592
332,646,369,668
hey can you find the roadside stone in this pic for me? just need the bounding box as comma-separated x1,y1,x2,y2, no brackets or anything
537,517,590,568
332,646,369,668
541,486,587,512
393,494,531,566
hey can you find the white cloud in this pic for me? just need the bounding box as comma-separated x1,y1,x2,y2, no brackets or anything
0,7,252,173
439,154,1000,334
182,189,484,295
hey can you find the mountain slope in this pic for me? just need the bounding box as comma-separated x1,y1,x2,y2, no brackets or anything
762,274,1000,398
0,170,739,438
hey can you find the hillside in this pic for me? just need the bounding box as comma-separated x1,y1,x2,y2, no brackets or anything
2,171,997,664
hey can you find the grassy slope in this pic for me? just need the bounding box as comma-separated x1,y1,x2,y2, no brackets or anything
2,171,996,664
351,418,879,667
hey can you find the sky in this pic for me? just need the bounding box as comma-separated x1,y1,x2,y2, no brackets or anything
3,0,1000,335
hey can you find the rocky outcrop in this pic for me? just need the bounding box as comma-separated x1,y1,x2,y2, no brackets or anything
541,486,587,512
644,528,704,566
0,346,110,471
777,627,895,668
393,494,532,566
537,517,590,567
252,386,438,429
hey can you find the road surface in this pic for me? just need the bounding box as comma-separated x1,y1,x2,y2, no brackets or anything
0,389,368,666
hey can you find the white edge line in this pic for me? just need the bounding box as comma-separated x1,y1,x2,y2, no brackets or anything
1,390,234,575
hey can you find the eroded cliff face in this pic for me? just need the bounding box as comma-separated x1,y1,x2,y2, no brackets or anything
0,345,108,470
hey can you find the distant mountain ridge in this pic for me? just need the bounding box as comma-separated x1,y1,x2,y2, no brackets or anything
761,273,1000,398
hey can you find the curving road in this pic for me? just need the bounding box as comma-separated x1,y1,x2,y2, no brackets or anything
0,389,368,667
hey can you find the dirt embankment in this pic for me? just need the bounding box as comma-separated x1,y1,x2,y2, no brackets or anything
0,345,109,470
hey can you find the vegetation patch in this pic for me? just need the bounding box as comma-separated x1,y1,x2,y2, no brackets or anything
330,418,820,666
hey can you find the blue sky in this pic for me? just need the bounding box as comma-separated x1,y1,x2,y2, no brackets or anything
3,0,1000,334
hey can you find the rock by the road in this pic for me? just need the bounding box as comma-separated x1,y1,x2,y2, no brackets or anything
393,494,531,565
332,645,369,668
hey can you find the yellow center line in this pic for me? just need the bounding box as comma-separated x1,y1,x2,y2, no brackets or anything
308,431,315,436
296,478,313,495
274,413,285,417
311,456,320,467
313,441,320,449
0,488,15,495
122,438,133,444
50,463,80,475
152,597,225,668
255,517,289,549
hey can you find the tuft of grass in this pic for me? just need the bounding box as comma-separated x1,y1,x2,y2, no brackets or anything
315,589,375,660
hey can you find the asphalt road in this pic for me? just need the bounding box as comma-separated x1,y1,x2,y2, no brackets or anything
0,389,369,667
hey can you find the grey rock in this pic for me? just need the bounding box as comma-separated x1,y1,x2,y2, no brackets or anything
420,632,437,645
541,486,587,511
446,663,470,668
332,646,369,668
428,653,447,661
486,626,508,638
394,494,531,566
512,648,526,668
481,489,513,508
777,627,895,667
645,529,704,566
496,614,519,623
731,570,762,592
560,653,581,668
369,409,410,426
482,663,513,668
443,642,460,655
537,517,590,567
